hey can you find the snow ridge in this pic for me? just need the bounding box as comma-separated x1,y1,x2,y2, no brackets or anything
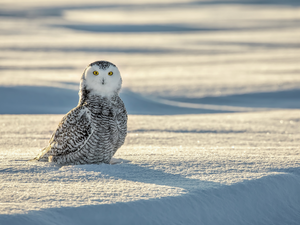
1,172,300,225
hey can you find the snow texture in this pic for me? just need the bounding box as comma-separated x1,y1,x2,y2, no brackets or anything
0,0,300,224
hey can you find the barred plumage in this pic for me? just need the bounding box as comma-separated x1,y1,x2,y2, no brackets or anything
34,61,127,165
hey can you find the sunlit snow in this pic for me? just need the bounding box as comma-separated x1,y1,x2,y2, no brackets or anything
0,0,299,224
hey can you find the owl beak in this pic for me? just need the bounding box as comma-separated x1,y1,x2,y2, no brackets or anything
101,78,105,85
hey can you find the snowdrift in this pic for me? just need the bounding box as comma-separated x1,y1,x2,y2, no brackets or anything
1,0,300,224
0,111,299,225
1,172,300,225
1,86,299,115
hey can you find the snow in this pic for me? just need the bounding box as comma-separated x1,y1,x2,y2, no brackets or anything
1,112,300,224
0,0,300,224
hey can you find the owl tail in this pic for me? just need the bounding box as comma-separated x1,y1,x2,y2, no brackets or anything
31,145,51,162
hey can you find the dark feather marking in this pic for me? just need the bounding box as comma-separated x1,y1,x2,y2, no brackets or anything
89,60,116,70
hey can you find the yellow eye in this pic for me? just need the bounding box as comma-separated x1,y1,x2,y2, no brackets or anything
108,71,113,76
93,71,99,75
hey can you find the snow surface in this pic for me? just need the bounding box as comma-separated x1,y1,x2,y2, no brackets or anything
1,112,300,224
0,0,300,224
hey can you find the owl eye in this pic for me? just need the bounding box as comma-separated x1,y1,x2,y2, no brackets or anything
93,71,99,75
108,71,113,76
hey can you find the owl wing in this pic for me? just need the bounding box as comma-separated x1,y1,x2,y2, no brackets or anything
34,105,92,161
113,96,128,153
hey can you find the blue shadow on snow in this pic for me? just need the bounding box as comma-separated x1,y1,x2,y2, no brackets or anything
0,85,299,115
0,86,226,115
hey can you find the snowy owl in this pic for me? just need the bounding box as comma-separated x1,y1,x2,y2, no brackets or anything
34,60,127,165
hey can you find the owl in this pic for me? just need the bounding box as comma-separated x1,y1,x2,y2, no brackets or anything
34,61,127,165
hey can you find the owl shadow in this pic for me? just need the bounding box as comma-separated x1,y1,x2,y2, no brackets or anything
23,158,217,192
82,159,219,192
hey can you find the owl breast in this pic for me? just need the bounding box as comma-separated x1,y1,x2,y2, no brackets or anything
80,95,127,164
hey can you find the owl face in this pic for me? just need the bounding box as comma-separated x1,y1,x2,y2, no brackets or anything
82,61,122,97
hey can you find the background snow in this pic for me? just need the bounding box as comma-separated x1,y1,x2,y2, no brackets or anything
0,0,300,224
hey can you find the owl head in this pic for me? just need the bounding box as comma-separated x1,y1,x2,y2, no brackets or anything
79,61,122,102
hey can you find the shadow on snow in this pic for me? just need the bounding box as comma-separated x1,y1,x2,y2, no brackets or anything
0,85,299,115
0,0,299,19
0,170,300,225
